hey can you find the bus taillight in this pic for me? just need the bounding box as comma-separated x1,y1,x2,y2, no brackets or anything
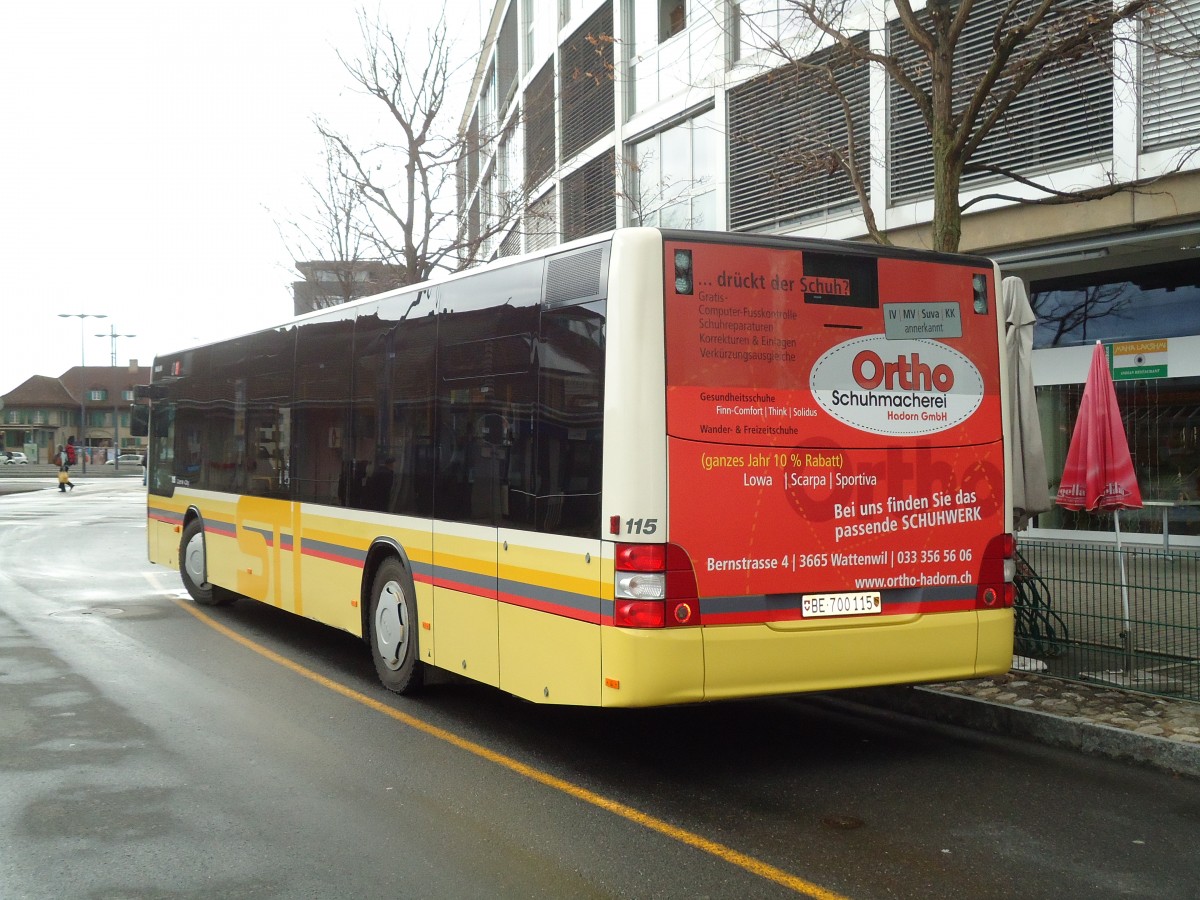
614,542,700,628
977,533,1015,609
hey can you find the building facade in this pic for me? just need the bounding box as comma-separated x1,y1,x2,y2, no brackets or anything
292,260,409,316
0,366,150,464
458,0,1200,543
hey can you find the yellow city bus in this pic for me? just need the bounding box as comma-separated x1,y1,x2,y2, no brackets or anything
142,228,1014,706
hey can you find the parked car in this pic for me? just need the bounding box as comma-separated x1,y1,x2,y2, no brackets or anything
2,451,29,465
105,454,144,466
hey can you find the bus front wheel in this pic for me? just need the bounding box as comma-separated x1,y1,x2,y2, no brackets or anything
179,519,236,607
369,558,423,694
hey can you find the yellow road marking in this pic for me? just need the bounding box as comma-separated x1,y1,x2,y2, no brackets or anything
174,598,849,900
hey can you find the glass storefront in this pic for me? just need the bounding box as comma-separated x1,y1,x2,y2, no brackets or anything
1031,258,1200,538
1036,376,1200,537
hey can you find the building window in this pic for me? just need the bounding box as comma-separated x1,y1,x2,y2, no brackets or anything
728,35,869,231
1140,0,1200,152
628,0,721,115
888,0,1113,204
732,0,803,62
526,188,559,251
481,164,497,258
498,118,523,217
88,389,108,402
467,112,480,198
468,195,481,249
559,0,590,28
563,150,616,240
499,228,522,258
559,1,614,160
628,107,719,229
479,66,498,149
525,60,556,188
524,0,556,72
497,2,519,109
659,0,686,42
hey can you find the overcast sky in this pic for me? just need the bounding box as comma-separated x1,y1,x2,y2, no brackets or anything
1,0,483,395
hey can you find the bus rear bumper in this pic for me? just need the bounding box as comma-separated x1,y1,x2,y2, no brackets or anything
701,608,1014,702
597,609,1013,707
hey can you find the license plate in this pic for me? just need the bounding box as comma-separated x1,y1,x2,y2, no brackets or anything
801,591,882,618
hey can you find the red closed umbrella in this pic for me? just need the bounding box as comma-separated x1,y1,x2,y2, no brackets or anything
1056,340,1142,670
1056,341,1142,512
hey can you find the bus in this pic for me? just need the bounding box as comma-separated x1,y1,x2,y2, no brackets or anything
141,227,1014,707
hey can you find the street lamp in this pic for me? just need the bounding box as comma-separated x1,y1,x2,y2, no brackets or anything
58,312,107,474
96,325,137,468
94,324,137,366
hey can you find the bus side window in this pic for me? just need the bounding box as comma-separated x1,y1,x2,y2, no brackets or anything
148,403,176,496
292,316,354,506
238,327,296,500
536,301,605,537
435,265,540,527
383,308,437,517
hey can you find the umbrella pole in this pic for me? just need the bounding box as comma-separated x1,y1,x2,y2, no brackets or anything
1115,509,1133,672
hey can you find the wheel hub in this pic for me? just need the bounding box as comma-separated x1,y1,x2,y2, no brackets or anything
375,581,408,671
184,533,207,588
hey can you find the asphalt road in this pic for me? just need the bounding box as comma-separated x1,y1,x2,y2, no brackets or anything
1,480,1198,899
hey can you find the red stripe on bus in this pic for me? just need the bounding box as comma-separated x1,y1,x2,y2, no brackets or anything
428,575,495,600
498,590,602,624
299,546,366,568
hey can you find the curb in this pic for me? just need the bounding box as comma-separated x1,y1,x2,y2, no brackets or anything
0,465,134,478
843,685,1200,780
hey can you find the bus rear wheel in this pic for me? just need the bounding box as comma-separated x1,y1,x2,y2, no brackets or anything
369,558,423,694
179,519,236,607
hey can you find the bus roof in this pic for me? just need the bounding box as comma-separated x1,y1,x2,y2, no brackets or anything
153,228,996,363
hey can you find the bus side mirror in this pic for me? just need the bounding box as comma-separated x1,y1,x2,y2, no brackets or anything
130,404,149,437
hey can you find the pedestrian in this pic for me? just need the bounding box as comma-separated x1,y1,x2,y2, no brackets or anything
58,465,75,492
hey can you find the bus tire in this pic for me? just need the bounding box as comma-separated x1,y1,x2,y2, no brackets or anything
369,558,423,694
179,519,236,607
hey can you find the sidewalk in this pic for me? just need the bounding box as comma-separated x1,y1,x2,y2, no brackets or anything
0,470,142,496
0,462,136,478
846,670,1200,779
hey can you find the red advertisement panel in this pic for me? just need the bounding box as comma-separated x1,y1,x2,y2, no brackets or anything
664,239,1004,616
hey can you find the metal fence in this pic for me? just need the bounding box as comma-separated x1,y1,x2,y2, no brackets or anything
1015,538,1200,702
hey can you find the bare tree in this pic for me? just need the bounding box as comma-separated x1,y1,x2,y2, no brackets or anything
300,7,525,287
277,134,401,312
731,0,1200,252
